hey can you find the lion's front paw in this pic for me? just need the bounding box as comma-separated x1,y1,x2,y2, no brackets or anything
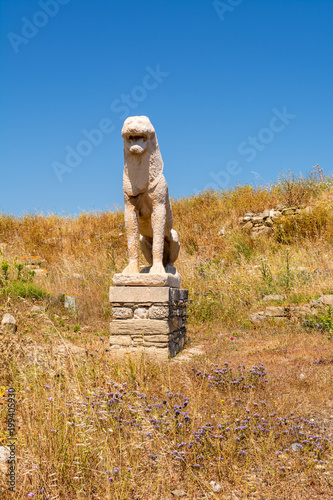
122,262,140,274
149,263,166,275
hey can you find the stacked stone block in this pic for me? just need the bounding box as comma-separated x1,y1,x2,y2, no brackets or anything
109,286,188,358
239,205,313,238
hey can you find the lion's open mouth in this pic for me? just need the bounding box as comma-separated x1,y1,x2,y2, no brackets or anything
127,133,148,154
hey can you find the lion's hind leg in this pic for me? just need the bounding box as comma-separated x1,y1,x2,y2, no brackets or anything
163,229,180,273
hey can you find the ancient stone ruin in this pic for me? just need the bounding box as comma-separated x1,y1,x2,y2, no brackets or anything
250,294,333,324
239,205,313,238
109,116,188,359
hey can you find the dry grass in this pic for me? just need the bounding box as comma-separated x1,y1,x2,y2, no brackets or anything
1,171,333,499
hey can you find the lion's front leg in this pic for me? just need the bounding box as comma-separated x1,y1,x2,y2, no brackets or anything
149,202,167,275
122,200,140,274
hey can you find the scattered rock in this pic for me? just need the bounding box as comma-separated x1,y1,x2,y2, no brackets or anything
291,442,303,452
250,312,267,323
290,305,311,318
0,446,9,474
262,294,285,302
1,313,17,334
299,373,306,380
0,243,8,253
33,268,48,276
64,295,77,311
265,306,288,317
241,221,253,231
282,207,297,216
19,255,44,266
318,295,333,307
171,490,187,498
30,305,45,316
210,481,222,492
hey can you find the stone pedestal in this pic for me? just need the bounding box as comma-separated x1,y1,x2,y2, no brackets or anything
109,283,188,359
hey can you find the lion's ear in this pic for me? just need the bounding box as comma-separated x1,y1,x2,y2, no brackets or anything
149,130,156,140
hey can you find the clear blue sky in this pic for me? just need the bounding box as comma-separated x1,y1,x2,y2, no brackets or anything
1,0,332,215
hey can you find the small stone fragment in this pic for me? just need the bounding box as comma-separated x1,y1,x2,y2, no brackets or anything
33,268,48,276
291,442,303,452
64,295,77,311
210,480,222,492
318,295,333,307
262,294,285,302
171,490,187,498
0,446,10,474
1,313,17,333
249,312,266,323
242,221,253,231
265,306,288,317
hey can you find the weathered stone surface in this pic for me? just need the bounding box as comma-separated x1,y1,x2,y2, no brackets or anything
64,295,77,311
239,205,313,237
0,446,9,474
250,312,266,323
149,305,169,319
318,295,333,307
113,272,181,288
109,335,132,346
290,305,311,318
282,208,297,215
242,221,253,230
170,317,184,330
34,268,48,276
109,286,170,303
133,307,149,319
252,216,264,224
1,313,17,333
112,307,133,319
141,341,168,348
170,288,188,302
265,306,288,317
132,334,169,342
251,226,273,238
263,294,285,302
110,319,171,335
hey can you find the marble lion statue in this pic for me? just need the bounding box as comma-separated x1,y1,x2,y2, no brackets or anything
121,115,180,275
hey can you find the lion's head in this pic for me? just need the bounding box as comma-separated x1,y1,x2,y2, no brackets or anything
121,116,156,155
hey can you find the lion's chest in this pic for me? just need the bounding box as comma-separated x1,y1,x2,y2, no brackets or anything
130,193,153,236
131,192,152,217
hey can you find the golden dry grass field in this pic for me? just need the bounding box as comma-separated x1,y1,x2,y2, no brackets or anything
1,170,333,499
